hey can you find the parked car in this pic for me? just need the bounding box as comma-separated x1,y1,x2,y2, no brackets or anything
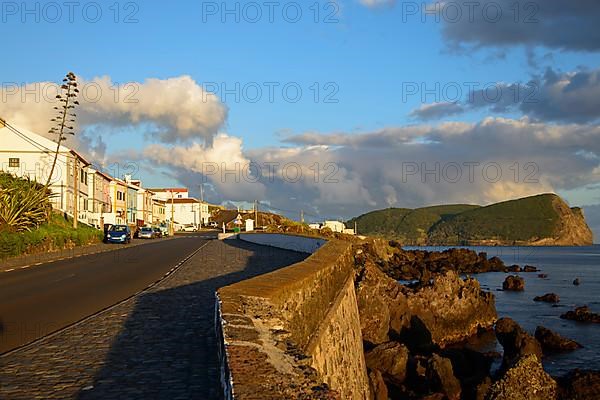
138,226,156,239
208,221,218,228
106,225,132,244
152,227,163,238
182,224,197,232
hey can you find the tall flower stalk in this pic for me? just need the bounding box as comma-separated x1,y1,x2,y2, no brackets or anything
45,72,80,189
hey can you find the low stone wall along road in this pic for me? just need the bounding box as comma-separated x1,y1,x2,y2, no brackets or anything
0,238,308,399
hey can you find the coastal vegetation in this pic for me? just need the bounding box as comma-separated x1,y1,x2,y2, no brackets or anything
349,193,593,246
0,173,101,259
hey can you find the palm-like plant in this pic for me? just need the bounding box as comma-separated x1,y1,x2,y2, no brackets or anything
45,72,80,189
0,175,53,232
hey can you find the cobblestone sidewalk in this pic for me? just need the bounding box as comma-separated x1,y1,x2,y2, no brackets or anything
0,239,307,400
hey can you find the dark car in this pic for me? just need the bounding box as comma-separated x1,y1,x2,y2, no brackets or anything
106,225,132,244
152,227,163,238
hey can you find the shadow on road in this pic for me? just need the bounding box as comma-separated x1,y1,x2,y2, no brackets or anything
78,239,308,400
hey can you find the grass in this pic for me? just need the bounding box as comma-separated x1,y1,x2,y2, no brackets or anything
0,212,103,259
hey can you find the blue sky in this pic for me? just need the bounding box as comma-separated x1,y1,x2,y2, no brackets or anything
2,0,600,235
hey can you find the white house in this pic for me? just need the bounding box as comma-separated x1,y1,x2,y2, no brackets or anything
165,197,210,228
0,119,91,223
324,220,346,233
149,187,189,201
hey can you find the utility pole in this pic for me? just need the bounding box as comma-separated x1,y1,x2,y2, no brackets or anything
300,209,304,224
170,190,175,235
199,184,204,228
73,157,78,229
254,200,258,227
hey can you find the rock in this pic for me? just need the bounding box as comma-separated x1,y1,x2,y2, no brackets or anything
484,354,557,400
355,252,497,349
560,306,600,323
495,318,542,369
502,275,525,291
523,265,538,272
364,342,409,385
441,347,494,398
404,271,497,347
368,369,388,400
556,369,600,400
355,258,411,345
427,354,462,400
371,243,507,281
507,264,522,272
534,293,560,303
538,273,548,278
573,278,581,286
534,326,582,352
475,377,492,400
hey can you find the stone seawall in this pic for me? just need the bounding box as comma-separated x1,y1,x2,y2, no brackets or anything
216,233,369,399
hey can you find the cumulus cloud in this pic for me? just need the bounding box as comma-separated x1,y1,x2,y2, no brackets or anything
141,134,266,201
0,75,228,162
137,117,599,220
409,67,600,123
437,0,600,52
410,102,465,120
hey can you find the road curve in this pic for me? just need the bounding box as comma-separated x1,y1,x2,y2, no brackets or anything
0,234,213,354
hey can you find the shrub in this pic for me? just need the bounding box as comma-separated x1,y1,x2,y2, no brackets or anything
0,173,52,232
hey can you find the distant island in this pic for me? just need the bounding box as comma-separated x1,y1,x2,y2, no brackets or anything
348,193,593,246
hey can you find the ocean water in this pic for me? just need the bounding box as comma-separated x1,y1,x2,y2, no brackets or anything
404,245,600,376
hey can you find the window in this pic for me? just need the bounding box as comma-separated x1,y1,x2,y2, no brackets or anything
8,158,19,168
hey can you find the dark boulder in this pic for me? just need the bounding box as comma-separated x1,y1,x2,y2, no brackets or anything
495,318,542,369
556,369,600,400
427,354,461,400
502,275,525,291
535,326,582,352
364,341,409,385
507,264,521,272
534,293,560,303
441,347,494,398
523,265,538,272
560,306,600,323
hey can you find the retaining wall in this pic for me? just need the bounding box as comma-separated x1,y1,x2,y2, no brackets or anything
216,233,369,399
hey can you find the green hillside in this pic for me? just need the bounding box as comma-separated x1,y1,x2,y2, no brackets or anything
349,193,593,246
348,204,479,244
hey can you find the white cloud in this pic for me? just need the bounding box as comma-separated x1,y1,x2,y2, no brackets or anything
0,75,228,163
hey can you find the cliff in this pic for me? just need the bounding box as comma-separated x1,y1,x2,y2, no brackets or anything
349,193,593,246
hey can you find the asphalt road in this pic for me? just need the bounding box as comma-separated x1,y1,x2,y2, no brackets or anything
0,233,215,354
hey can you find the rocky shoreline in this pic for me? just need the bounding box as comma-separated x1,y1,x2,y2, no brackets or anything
354,239,600,400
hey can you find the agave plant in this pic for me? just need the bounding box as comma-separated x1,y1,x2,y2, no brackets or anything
0,175,53,232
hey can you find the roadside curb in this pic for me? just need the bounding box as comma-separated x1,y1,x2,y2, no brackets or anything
0,239,211,358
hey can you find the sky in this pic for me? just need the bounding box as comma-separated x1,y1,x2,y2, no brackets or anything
1,0,600,239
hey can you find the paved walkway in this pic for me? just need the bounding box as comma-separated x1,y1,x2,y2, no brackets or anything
0,239,308,400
